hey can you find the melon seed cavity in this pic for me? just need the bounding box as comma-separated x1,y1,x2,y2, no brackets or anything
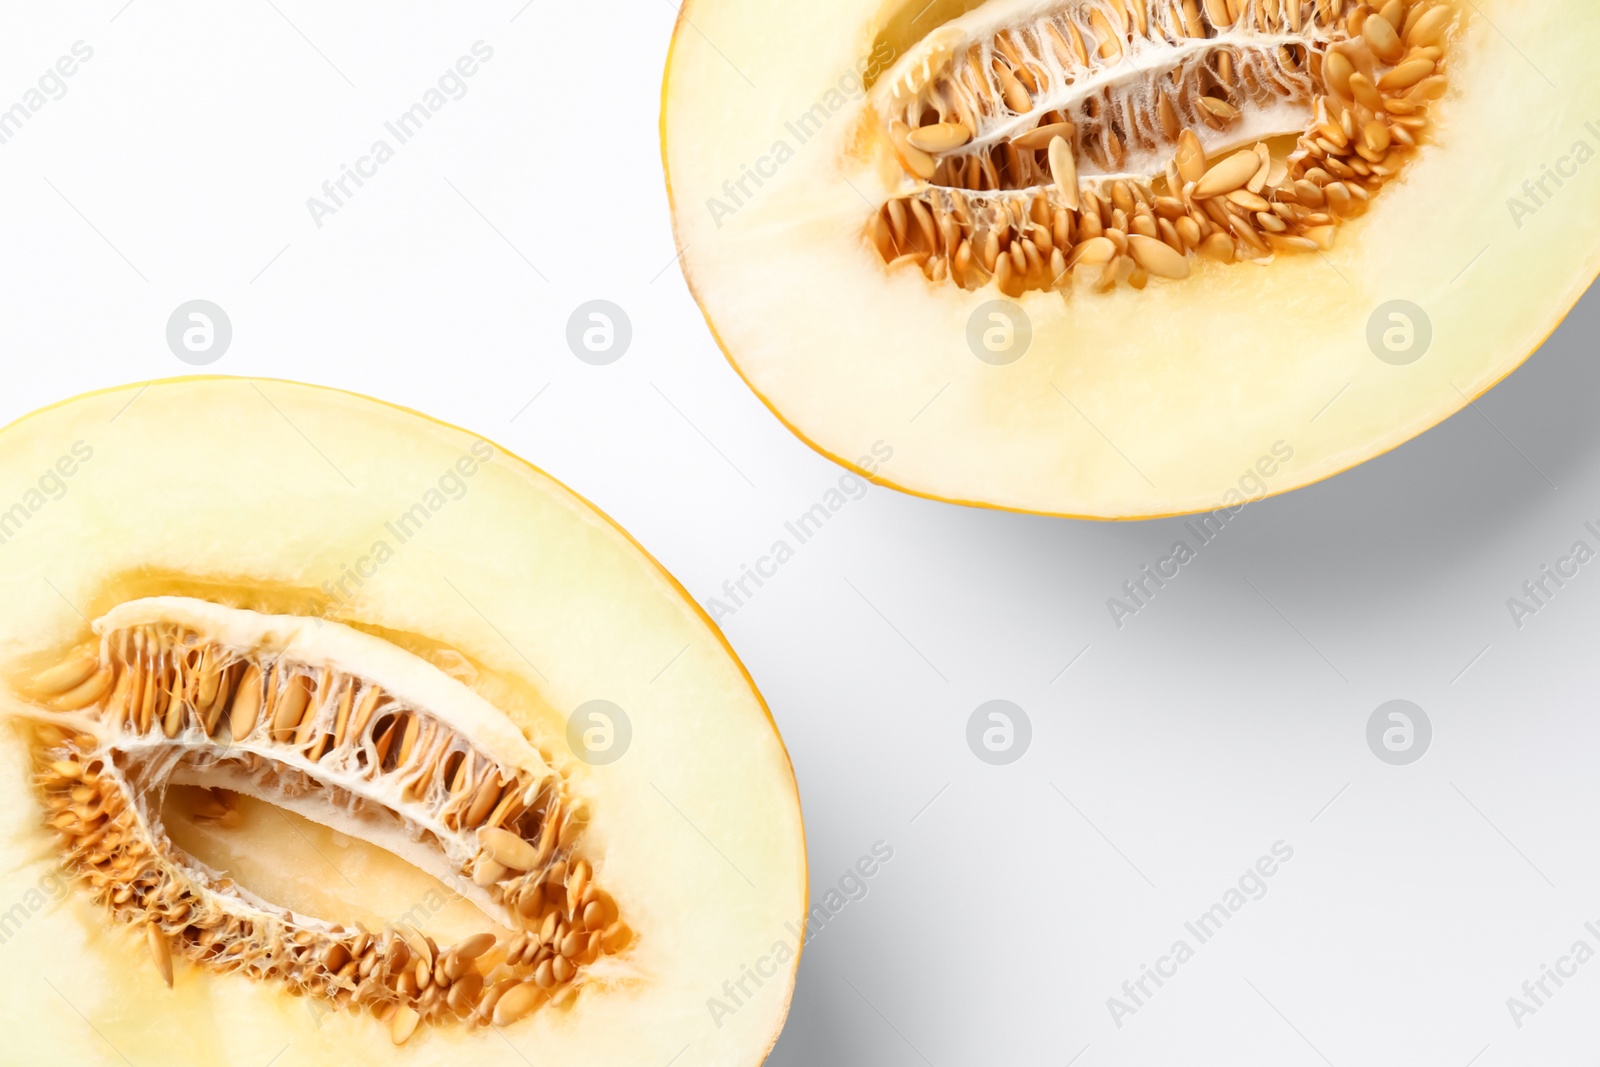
866,0,1457,293
18,598,632,1045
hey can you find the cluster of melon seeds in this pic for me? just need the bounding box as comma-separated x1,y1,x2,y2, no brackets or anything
865,0,1457,293
21,602,632,1046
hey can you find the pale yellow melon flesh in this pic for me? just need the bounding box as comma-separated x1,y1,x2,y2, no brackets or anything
664,0,1600,517
159,789,496,945
0,378,806,1066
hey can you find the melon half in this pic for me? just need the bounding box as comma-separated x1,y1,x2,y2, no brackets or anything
664,0,1600,518
0,378,806,1065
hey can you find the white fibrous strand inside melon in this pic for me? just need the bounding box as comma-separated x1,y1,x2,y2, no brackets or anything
11,597,634,1046
866,0,1457,294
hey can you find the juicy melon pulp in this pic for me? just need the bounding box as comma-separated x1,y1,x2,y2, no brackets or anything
0,378,806,1066
663,0,1600,517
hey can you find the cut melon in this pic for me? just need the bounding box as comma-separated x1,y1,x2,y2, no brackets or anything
0,378,806,1065
664,0,1600,517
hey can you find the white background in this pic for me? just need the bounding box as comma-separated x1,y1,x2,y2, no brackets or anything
3,3,1599,1065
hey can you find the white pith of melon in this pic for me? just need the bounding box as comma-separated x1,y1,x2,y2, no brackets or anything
663,0,1600,518
0,377,806,1066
